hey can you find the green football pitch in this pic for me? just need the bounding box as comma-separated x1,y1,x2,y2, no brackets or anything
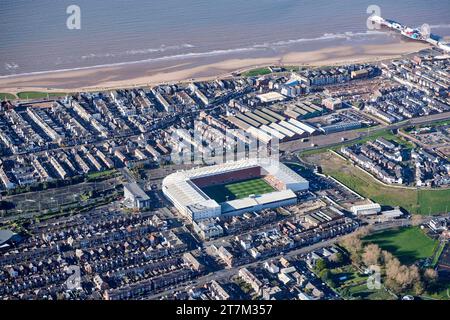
200,178,275,203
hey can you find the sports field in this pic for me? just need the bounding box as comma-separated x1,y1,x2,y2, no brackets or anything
363,227,438,265
201,178,275,203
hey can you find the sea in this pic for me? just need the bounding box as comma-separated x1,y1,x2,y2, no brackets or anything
0,0,449,77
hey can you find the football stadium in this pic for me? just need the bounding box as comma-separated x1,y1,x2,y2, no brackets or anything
162,159,309,221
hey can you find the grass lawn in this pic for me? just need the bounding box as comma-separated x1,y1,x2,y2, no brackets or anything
306,151,450,215
345,283,396,300
330,265,367,288
87,169,117,181
329,265,396,300
0,92,17,100
201,178,275,203
431,242,446,267
417,188,450,215
16,91,70,99
363,227,438,265
242,67,272,77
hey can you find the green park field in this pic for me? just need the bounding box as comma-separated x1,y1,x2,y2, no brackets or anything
0,93,17,100
363,227,438,265
242,67,272,77
16,91,70,100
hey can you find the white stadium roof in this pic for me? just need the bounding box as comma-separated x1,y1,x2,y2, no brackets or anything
263,161,308,186
163,158,307,187
162,158,308,219
163,159,260,184
222,189,297,213
168,180,210,205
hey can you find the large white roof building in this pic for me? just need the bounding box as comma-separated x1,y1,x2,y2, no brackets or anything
162,158,308,221
351,203,382,216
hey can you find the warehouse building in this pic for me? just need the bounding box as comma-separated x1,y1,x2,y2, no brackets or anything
257,92,286,104
351,203,382,216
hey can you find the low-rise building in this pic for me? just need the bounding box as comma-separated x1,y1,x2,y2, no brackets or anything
351,203,381,216
123,183,151,209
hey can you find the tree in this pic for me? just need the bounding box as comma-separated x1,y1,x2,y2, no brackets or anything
423,268,438,291
385,277,401,294
384,256,402,293
381,250,395,266
341,234,362,257
413,281,424,296
424,268,438,283
385,256,423,294
319,269,336,287
0,200,13,211
340,227,374,266
356,226,371,238
319,268,331,280
329,252,344,265
315,258,327,273
362,244,382,267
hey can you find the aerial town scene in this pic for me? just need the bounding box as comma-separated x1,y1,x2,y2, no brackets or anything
0,0,449,308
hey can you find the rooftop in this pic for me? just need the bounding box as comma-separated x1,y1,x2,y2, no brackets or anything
221,189,297,213
257,92,286,103
124,183,150,201
0,229,18,246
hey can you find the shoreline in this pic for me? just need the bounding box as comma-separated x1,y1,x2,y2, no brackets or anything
0,41,430,95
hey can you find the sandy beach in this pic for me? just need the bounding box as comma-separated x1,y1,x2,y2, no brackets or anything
0,41,430,95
